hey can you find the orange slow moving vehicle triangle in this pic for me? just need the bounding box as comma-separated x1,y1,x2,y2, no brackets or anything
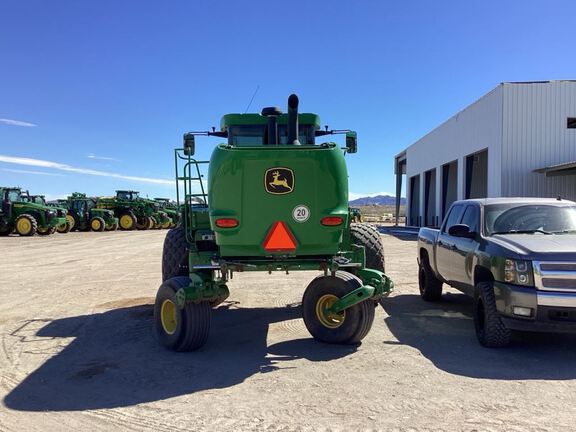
263,221,297,252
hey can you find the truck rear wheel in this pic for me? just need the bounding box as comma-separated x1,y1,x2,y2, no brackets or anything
162,227,189,282
15,214,37,236
154,276,211,351
351,223,385,272
119,213,137,230
90,216,106,232
474,281,511,348
418,258,443,301
302,271,375,344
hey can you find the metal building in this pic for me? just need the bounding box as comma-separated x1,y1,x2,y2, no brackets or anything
394,80,576,227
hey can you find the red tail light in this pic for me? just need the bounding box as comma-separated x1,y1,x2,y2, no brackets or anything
321,216,343,226
215,218,239,228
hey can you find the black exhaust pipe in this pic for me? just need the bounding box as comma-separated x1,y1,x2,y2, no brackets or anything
261,106,282,145
287,94,299,145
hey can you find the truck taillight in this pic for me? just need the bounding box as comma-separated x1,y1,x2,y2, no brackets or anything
321,217,343,226
215,218,239,228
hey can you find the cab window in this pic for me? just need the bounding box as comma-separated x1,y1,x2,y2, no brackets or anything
442,204,464,233
228,125,266,146
228,124,316,146
460,205,480,233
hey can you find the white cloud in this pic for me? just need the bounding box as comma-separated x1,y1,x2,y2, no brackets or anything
2,168,64,176
0,154,173,186
87,153,120,162
44,193,70,201
349,191,396,201
0,118,37,127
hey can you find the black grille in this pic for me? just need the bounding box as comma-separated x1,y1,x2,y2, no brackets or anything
549,309,576,322
541,278,576,289
540,263,576,271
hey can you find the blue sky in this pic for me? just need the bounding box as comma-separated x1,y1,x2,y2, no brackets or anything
1,0,575,200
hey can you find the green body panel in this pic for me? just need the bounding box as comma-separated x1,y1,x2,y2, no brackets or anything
170,97,394,314
23,194,69,229
0,187,63,231
63,194,117,230
208,143,348,257
154,198,180,225
96,191,158,222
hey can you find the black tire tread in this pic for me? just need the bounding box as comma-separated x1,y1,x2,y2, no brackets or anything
351,223,385,272
162,227,189,282
15,214,37,236
303,271,375,344
90,216,106,232
119,212,137,231
418,257,443,301
154,276,211,351
474,281,511,348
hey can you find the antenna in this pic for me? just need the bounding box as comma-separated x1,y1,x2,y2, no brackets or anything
243,85,260,113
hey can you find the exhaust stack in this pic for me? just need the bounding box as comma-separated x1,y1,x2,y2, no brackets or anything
287,94,300,145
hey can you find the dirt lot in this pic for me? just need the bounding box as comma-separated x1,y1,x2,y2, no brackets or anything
2,230,576,431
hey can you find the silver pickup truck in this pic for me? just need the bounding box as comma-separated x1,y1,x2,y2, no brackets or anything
417,198,576,347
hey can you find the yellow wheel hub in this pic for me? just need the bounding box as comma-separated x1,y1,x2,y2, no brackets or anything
91,219,101,231
17,218,32,234
66,214,75,230
119,215,133,229
315,294,346,329
160,299,178,335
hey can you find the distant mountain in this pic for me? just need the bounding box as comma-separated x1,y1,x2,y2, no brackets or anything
349,195,406,206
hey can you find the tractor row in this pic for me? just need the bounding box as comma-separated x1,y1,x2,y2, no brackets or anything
1,187,180,236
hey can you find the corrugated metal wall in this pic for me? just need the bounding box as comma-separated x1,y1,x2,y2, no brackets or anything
502,81,576,200
404,85,503,225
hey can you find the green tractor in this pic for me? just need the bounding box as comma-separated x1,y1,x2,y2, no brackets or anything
63,193,118,232
150,206,173,230
22,192,72,234
96,190,159,231
0,187,68,236
155,94,393,351
154,198,179,228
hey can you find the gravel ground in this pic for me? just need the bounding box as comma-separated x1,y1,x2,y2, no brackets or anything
1,230,576,431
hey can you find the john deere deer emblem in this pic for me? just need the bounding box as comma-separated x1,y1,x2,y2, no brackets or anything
265,167,294,195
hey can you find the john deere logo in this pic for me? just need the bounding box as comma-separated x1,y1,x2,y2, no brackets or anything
265,167,294,195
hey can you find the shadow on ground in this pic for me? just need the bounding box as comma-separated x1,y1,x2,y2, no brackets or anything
381,293,576,380
4,302,356,411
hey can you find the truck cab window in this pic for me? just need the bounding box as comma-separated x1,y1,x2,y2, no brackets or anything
442,204,463,233
460,205,480,233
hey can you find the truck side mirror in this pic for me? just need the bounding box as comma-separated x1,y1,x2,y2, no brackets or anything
345,132,357,154
183,133,195,156
448,224,476,239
